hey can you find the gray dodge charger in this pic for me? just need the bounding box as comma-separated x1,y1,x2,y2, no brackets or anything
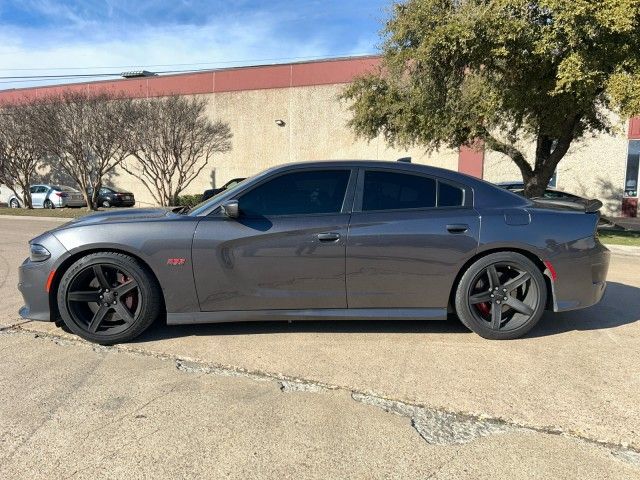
18,161,610,344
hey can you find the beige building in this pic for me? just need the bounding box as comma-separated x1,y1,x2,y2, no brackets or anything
0,56,637,216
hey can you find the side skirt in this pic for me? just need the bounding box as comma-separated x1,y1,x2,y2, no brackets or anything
167,308,448,325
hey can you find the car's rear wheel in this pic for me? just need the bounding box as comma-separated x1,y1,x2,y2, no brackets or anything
57,252,162,344
44,199,54,209
9,199,20,208
454,252,547,340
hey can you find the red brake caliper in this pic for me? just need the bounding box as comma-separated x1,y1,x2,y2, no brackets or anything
476,302,491,316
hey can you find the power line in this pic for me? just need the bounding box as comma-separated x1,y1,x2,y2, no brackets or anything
0,53,376,73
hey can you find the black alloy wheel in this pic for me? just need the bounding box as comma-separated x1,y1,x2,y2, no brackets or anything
455,252,547,339
57,252,162,344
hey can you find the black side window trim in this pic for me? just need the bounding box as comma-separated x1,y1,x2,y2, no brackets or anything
352,168,472,213
221,167,358,218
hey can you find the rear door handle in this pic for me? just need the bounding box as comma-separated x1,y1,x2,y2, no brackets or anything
446,224,469,234
317,232,340,242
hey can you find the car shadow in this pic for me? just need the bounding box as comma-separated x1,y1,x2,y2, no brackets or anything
525,281,640,338
135,281,639,342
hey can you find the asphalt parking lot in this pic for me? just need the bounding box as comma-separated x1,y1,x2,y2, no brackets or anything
1,216,639,479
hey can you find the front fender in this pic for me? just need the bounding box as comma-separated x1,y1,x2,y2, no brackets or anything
51,219,200,314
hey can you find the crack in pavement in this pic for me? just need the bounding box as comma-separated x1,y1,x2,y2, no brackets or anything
3,324,640,468
352,392,512,445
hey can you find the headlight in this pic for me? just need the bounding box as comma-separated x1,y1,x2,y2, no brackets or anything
29,244,51,262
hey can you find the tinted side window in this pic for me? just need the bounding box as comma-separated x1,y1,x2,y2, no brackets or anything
239,170,350,216
438,182,464,207
362,171,436,211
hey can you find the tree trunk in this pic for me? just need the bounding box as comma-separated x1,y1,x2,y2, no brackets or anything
82,188,97,211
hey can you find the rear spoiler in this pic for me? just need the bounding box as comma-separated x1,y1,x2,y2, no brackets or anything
532,198,603,213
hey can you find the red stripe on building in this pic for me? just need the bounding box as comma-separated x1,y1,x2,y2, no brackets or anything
458,142,484,179
628,117,640,140
0,56,382,103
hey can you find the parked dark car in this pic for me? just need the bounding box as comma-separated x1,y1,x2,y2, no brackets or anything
202,178,246,201
90,186,135,208
18,161,609,345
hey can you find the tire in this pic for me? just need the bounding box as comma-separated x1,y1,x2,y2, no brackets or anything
454,252,547,340
43,199,55,209
9,199,20,208
57,252,163,344
102,200,111,208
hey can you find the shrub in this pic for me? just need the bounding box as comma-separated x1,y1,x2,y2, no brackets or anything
174,194,203,207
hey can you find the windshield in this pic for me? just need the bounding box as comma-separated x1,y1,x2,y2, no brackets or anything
187,177,251,215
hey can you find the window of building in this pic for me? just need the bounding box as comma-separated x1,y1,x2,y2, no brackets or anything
625,140,640,198
362,171,437,211
239,170,350,217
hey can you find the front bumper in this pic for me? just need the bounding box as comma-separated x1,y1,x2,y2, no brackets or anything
550,240,610,312
17,233,68,322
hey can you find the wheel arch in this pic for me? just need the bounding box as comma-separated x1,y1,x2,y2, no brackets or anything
48,247,166,322
448,246,554,314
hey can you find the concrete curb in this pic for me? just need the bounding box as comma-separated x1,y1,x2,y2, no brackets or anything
604,244,640,257
0,214,70,223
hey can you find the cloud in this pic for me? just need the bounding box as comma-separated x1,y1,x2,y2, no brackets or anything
0,0,384,89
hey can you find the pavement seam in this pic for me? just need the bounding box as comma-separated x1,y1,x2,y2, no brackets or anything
3,323,640,466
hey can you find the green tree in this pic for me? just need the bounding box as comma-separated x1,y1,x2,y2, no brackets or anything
342,0,640,197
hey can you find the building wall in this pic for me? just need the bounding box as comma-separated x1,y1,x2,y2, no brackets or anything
112,84,459,206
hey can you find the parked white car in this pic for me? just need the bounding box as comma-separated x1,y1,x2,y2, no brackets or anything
8,184,87,209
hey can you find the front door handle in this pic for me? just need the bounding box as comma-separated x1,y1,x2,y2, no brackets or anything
317,232,340,242
446,224,469,234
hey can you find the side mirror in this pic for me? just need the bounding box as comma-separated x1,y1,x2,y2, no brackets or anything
221,200,239,219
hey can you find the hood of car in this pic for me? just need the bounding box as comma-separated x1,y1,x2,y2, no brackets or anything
56,208,173,230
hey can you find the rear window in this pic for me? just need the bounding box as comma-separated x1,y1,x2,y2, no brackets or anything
362,171,436,211
438,182,464,207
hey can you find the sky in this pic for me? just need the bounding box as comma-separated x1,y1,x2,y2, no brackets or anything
0,0,389,90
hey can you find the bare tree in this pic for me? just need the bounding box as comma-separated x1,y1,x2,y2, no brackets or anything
30,91,137,210
0,103,44,208
124,95,232,206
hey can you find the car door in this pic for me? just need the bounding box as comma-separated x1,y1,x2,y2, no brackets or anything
192,168,356,311
30,186,46,207
346,168,480,309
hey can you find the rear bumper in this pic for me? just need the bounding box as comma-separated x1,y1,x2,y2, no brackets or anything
60,198,87,208
550,241,610,312
111,199,135,207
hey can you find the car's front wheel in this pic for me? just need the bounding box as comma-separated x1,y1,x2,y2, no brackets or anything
102,200,111,208
57,252,162,344
454,252,547,340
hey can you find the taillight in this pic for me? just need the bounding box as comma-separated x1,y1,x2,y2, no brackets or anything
55,192,68,198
